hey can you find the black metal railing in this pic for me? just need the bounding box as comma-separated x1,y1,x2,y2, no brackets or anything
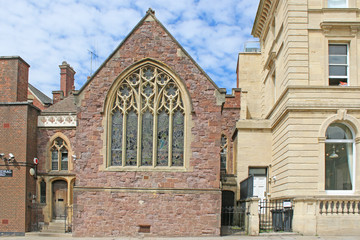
259,200,293,232
221,203,246,235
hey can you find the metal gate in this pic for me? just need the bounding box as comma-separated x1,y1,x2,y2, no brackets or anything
259,200,293,232
221,203,246,235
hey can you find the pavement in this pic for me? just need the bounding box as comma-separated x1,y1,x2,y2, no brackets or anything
1,233,360,240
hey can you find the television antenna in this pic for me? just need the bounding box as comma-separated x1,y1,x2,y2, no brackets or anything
88,49,98,75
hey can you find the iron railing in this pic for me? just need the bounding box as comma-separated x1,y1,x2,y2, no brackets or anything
221,203,246,235
259,200,293,232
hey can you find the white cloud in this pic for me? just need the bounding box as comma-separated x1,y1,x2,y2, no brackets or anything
0,0,260,96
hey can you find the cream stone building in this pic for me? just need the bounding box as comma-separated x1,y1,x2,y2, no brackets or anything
234,0,360,235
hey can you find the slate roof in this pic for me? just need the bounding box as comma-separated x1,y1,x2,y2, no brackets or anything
28,83,52,105
42,94,77,114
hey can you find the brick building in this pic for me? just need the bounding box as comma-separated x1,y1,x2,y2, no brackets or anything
0,10,240,236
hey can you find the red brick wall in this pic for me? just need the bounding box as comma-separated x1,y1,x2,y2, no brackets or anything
73,19,233,237
0,104,37,234
17,60,29,102
222,89,241,174
0,57,29,103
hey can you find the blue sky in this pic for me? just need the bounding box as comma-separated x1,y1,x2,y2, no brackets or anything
0,0,260,97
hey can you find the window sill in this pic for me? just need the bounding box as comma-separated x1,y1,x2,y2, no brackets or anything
325,190,354,195
103,166,188,172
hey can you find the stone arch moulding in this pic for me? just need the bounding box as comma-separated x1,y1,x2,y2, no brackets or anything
45,132,74,171
102,58,194,114
102,57,193,170
318,109,360,141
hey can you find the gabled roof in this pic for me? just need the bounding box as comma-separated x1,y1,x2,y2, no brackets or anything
28,83,52,105
77,8,221,95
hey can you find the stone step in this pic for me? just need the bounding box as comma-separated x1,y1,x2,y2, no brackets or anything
26,232,72,238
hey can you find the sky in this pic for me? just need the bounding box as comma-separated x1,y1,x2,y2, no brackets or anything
0,0,260,97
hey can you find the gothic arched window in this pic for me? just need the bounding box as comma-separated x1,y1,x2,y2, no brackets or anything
109,64,185,168
220,135,228,171
50,137,69,171
325,123,355,191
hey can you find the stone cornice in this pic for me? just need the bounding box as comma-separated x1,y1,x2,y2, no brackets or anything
252,0,277,38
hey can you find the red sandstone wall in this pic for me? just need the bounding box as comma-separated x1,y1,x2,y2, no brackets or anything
73,18,228,237
36,128,76,173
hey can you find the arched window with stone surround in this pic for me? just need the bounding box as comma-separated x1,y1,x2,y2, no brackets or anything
50,137,69,171
220,134,228,171
108,63,187,168
325,123,355,192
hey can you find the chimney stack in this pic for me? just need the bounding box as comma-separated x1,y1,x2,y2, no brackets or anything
59,61,75,97
0,56,30,102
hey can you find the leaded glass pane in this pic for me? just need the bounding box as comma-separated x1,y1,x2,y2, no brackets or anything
157,110,169,166
141,111,153,166
220,151,227,170
172,110,184,166
61,149,68,170
40,180,46,203
125,110,138,166
51,149,58,170
111,109,123,166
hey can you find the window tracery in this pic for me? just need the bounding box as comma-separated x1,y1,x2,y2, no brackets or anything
110,64,185,167
220,134,228,171
50,137,69,171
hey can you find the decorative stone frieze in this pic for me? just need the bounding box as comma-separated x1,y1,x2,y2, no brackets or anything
38,115,76,127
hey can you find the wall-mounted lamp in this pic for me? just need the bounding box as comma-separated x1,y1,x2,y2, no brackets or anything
72,155,77,161
1,153,15,162
272,176,277,183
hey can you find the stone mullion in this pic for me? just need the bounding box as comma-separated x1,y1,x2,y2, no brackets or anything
121,101,127,167
168,101,173,167
137,77,143,167
152,78,159,167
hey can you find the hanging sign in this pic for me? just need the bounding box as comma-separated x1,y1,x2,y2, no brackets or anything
0,170,12,177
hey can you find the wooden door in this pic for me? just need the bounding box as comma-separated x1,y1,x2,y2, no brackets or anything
52,180,67,219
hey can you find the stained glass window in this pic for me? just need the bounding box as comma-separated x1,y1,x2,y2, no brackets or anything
157,110,169,166
220,135,228,171
172,110,184,166
110,64,186,168
50,137,70,171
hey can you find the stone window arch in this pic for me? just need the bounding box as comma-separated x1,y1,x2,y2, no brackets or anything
47,134,73,171
106,60,191,169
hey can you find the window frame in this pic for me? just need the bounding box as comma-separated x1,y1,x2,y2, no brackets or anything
220,134,228,172
328,43,349,86
105,61,191,171
325,122,355,195
49,137,70,171
327,0,348,8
